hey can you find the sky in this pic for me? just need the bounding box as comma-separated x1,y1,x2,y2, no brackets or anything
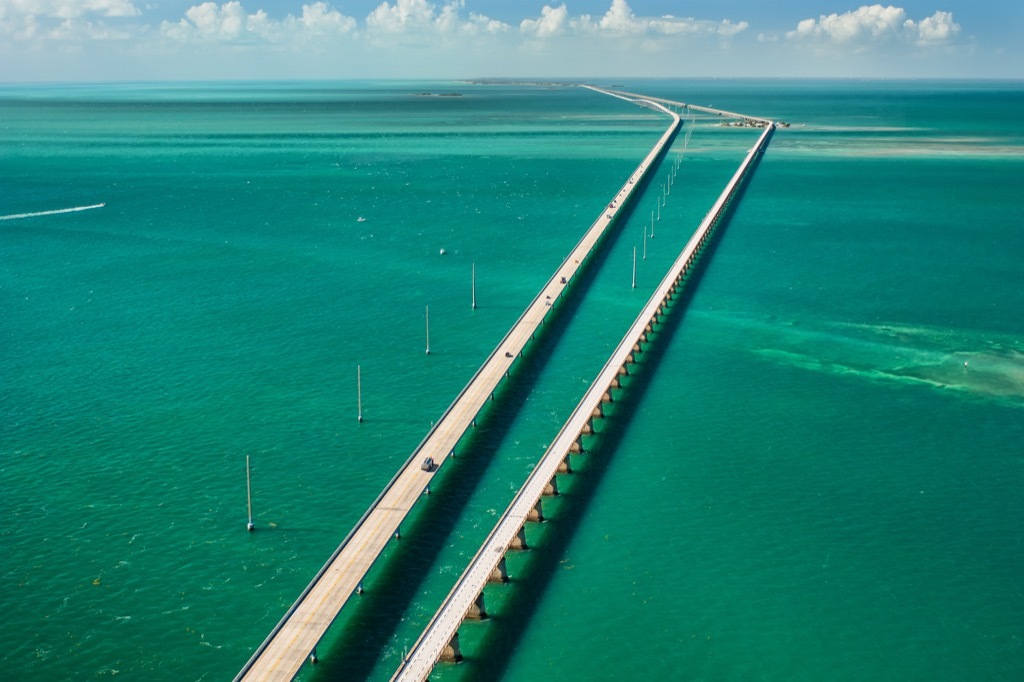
1,0,1021,81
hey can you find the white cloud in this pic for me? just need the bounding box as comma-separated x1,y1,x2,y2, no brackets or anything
49,18,132,40
646,16,749,37
821,4,906,42
161,2,356,43
156,0,509,52
598,0,642,33
365,0,508,37
161,2,262,41
520,4,568,38
285,2,357,36
0,0,139,40
521,1,748,40
714,19,749,38
0,0,140,19
365,0,433,34
786,5,960,46
912,10,959,46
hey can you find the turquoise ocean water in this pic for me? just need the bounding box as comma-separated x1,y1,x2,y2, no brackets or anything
2,80,1022,681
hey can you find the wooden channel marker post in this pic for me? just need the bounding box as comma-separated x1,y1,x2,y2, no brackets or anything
632,246,637,289
246,454,255,532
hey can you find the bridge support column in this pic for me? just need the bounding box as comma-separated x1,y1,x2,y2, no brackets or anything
592,404,603,418
441,631,463,663
510,525,529,550
570,436,584,453
557,454,573,474
394,525,401,540
310,647,318,665
582,418,594,434
489,556,509,583
466,592,488,620
527,499,545,522
543,476,559,497
618,365,629,377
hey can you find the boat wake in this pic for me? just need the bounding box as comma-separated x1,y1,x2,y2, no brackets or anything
0,203,106,221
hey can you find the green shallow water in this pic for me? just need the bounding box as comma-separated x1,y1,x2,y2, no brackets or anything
1,80,1022,681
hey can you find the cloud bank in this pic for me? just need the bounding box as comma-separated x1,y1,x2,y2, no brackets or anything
518,0,747,38
159,1,356,43
0,0,139,40
786,4,960,47
151,0,754,45
0,1,980,79
0,1,963,48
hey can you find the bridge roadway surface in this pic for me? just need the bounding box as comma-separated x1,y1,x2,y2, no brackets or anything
589,85,775,125
236,96,681,681
391,109,776,682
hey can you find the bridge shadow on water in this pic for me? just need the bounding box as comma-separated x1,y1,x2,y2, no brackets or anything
452,253,709,682
308,143,681,681
448,151,771,681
